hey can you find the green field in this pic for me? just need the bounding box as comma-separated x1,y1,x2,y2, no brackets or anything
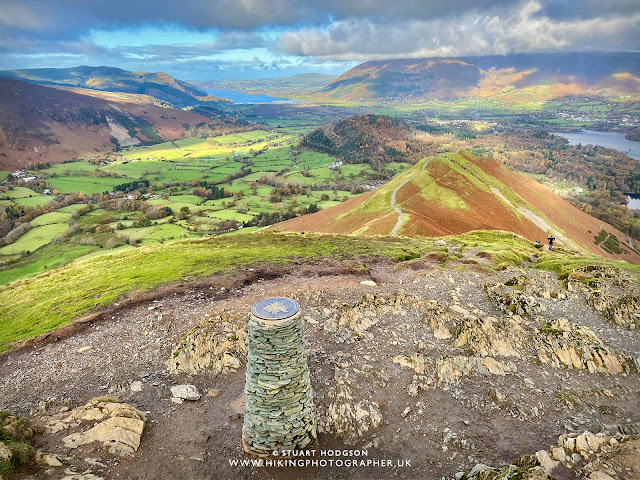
47,176,127,194
0,224,68,255
1,187,40,199
30,211,72,226
0,243,97,285
14,195,52,207
120,132,295,161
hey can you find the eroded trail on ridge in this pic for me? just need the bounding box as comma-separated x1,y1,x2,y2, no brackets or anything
390,158,432,236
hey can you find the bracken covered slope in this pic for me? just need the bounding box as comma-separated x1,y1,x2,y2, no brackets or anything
0,78,220,169
271,151,640,264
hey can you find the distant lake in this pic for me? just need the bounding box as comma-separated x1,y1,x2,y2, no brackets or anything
553,130,640,161
206,88,298,104
628,195,640,210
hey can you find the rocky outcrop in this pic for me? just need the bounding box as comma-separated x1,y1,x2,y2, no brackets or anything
62,416,145,457
328,294,410,338
483,281,545,316
605,295,640,329
462,430,636,480
535,318,629,375
38,398,146,457
167,311,247,375
421,300,526,358
504,275,569,299
0,412,34,479
393,354,517,396
566,266,640,330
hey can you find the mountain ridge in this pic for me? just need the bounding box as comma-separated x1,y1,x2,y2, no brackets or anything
0,66,226,107
271,150,640,264
317,52,640,102
0,77,236,168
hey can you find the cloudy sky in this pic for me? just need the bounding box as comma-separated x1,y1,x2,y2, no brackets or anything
0,0,638,80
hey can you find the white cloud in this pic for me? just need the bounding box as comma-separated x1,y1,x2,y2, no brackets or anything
278,0,640,60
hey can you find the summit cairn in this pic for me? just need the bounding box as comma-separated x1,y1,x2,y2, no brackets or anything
242,297,317,456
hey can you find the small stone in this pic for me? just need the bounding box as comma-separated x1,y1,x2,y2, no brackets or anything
588,472,616,480
60,471,104,480
401,407,411,418
469,464,493,477
170,385,201,401
360,280,377,287
171,397,184,405
207,389,221,397
551,446,566,461
189,453,205,462
77,346,93,353
535,449,559,474
34,451,64,467
0,442,12,462
130,381,143,393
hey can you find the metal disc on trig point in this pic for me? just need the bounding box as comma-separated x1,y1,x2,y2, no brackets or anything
251,297,300,321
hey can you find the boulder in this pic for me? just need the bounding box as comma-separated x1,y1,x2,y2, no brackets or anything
170,384,201,401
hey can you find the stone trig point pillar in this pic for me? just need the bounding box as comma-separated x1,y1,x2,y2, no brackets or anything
243,297,317,456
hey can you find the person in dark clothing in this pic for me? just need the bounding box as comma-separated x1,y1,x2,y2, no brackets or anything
547,235,555,250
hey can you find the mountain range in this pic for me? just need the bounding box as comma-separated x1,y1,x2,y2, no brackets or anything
312,52,640,102
0,66,224,108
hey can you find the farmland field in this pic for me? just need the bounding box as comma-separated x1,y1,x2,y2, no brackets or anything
47,176,128,194
0,223,68,255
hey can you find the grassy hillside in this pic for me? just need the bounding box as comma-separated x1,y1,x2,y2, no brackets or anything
272,151,640,263
2,229,638,353
0,78,240,169
0,66,225,107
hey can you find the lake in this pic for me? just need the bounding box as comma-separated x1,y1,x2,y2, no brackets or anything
553,130,640,161
554,130,640,210
628,196,640,210
206,88,298,104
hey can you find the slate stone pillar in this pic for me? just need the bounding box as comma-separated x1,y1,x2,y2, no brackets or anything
242,297,317,456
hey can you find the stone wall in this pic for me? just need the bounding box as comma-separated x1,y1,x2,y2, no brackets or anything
242,309,317,456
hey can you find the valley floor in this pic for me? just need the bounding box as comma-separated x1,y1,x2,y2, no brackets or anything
1,258,639,479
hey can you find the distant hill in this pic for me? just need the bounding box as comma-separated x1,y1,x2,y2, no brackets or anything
272,150,640,263
318,52,640,102
0,78,233,169
197,73,337,97
300,114,441,175
0,66,226,108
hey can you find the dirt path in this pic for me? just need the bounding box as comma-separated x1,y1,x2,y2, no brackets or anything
391,158,432,236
